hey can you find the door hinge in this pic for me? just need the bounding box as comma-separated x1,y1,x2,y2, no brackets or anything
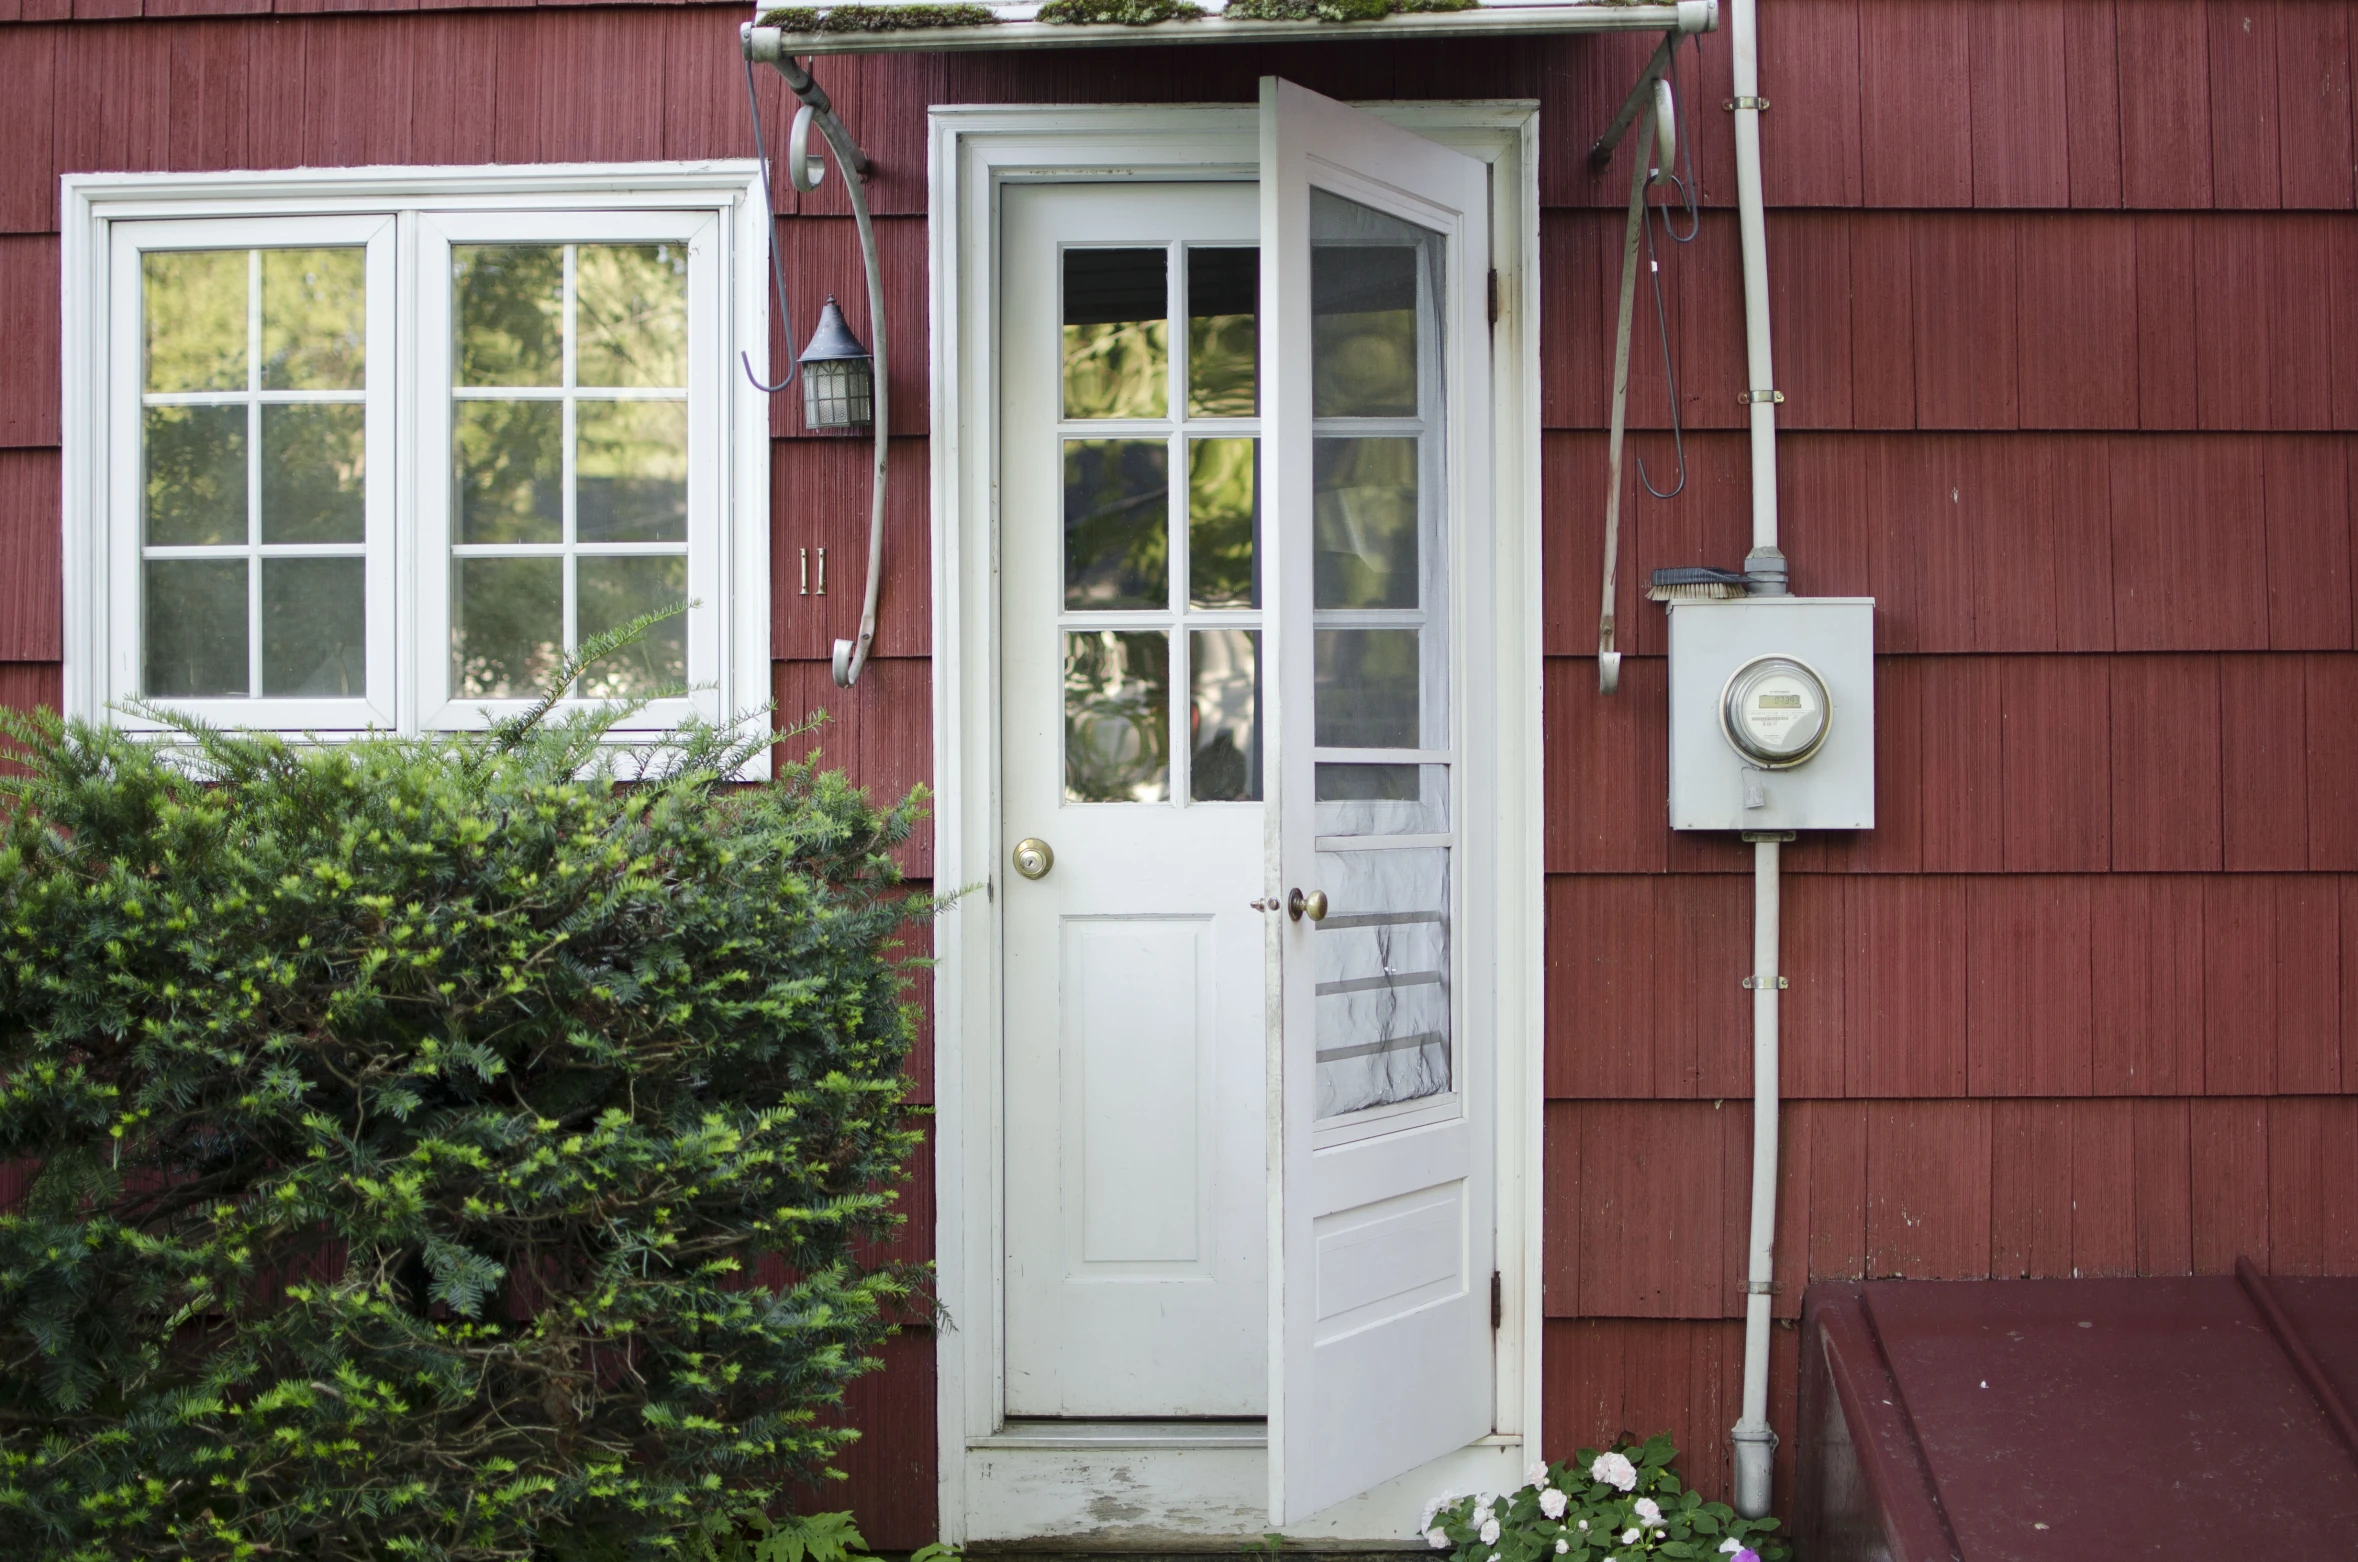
1490,1270,1503,1329
1487,269,1500,328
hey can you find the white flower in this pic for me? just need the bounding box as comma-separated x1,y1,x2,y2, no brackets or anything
1488,1553,1500,1562
1578,1520,1589,1531
1421,1494,1453,1531
1590,1452,1639,1492
1527,1459,1551,1487
1633,1498,1663,1527
1480,1519,1501,1545
1538,1487,1569,1519
1720,1543,1743,1555
1427,1531,1449,1550
1620,1529,1642,1546
1553,1543,1568,1556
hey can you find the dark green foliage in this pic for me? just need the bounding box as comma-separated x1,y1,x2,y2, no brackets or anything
1224,0,1472,19
1036,0,1205,25
756,5,998,31
0,682,928,1560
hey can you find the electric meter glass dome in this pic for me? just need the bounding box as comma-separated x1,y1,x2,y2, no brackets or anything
1720,655,1832,768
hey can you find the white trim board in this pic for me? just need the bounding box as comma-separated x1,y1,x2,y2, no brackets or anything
927,101,1545,1546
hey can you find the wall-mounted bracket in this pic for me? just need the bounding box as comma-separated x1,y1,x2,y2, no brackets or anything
1724,95,1770,112
1738,387,1784,404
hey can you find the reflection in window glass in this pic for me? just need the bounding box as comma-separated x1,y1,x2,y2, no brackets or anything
455,401,563,544
144,250,246,393
450,241,692,703
1312,437,1417,609
145,559,249,697
1065,629,1170,803
261,404,366,544
1188,438,1257,609
577,400,688,542
1190,629,1260,802
1062,248,1167,419
144,405,247,546
452,556,562,700
1187,246,1257,417
1063,440,1169,609
579,555,689,696
1315,628,1422,749
261,249,366,391
140,245,370,701
575,244,689,388
262,557,366,696
455,245,563,388
1311,191,1423,418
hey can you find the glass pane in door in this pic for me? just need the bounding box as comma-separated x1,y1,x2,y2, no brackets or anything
1307,189,1453,1119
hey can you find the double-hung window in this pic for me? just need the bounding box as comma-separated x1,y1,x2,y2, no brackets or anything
66,167,770,762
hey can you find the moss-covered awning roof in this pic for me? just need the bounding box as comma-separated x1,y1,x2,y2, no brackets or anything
746,0,1713,57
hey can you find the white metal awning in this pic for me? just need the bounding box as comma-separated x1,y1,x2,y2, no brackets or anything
744,0,1712,57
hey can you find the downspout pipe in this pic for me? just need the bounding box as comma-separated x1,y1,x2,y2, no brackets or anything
1728,0,1782,1521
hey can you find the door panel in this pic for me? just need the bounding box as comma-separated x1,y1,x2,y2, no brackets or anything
1262,77,1496,1523
1002,182,1269,1418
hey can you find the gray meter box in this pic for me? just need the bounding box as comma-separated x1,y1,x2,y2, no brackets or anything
1667,596,1875,832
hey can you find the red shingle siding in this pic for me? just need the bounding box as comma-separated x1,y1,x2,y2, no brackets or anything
2,0,2355,1531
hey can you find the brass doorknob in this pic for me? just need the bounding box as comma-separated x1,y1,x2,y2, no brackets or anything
1012,838,1055,880
1288,888,1327,922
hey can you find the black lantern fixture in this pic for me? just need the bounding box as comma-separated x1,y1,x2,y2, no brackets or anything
798,296,874,430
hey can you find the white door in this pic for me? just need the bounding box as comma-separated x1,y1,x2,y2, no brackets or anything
1261,78,1497,1524
1001,182,1271,1417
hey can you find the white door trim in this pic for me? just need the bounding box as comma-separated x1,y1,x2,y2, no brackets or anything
928,100,1543,1544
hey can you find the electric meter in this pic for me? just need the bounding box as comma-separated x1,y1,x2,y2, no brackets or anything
1666,596,1873,831
1721,656,1831,768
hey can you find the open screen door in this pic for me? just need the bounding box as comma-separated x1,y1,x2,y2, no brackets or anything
1260,77,1496,1526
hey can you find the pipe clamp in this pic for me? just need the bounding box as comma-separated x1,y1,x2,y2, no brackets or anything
1724,95,1770,112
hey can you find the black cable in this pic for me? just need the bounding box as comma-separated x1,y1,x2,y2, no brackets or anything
741,53,801,395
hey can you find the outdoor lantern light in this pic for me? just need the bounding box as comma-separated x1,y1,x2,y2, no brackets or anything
799,296,874,430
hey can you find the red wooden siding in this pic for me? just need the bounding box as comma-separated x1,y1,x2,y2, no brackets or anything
2,0,2356,1535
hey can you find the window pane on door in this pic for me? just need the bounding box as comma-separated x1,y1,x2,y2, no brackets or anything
1064,440,1169,609
1063,248,1167,419
1187,438,1257,609
1312,437,1417,609
1187,246,1257,417
1314,628,1421,749
1312,844,1451,1117
1065,628,1170,803
1190,628,1260,802
1310,192,1425,419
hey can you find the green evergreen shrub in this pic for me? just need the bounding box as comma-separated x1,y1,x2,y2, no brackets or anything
0,663,927,1560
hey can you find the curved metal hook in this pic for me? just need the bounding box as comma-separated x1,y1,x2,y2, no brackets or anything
740,54,800,396
1656,37,1703,244
1636,197,1688,501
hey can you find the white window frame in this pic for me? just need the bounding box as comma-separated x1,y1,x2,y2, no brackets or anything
62,164,772,773
928,102,1542,1544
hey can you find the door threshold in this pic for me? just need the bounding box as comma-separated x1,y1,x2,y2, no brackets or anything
975,1419,1269,1451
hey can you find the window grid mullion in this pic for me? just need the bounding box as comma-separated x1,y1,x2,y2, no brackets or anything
246,247,264,697
561,242,579,655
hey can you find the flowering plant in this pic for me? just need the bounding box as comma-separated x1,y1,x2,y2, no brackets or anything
1420,1435,1789,1562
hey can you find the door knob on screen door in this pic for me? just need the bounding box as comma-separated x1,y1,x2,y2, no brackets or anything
1012,838,1055,880
1288,888,1328,923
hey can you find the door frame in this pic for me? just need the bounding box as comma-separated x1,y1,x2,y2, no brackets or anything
928,99,1543,1544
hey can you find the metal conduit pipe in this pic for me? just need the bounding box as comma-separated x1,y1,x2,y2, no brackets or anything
748,36,893,689
1727,0,1783,1521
